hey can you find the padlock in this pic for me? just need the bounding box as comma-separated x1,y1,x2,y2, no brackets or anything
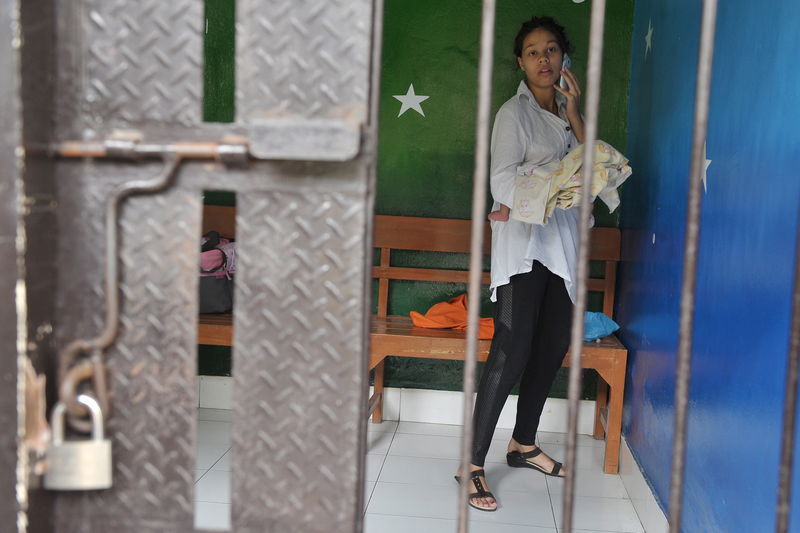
44,394,112,490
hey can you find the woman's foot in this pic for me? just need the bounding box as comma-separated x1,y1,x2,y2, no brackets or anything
454,465,498,511
506,439,567,478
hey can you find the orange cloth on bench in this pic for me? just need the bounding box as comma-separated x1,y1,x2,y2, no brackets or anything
409,294,494,340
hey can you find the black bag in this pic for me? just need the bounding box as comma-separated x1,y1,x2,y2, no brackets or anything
199,276,233,313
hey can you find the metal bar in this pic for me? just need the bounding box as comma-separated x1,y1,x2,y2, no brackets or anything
457,0,495,531
44,140,247,161
57,154,183,432
562,1,608,531
668,1,719,531
776,216,800,533
359,0,385,527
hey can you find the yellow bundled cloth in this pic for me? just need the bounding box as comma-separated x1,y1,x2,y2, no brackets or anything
512,140,632,225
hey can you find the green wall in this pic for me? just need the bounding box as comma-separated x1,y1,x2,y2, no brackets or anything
376,0,633,395
199,0,635,398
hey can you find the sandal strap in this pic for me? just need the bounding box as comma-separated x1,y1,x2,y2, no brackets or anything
551,461,562,476
471,475,487,495
516,447,543,459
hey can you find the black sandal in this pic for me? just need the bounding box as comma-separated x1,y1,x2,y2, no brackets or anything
507,447,565,477
454,469,498,512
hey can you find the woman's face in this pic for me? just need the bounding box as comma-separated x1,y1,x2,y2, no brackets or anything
517,28,563,91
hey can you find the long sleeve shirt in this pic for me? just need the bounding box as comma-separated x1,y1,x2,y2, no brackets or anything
489,80,581,303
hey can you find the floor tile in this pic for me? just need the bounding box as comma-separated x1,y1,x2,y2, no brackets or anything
393,422,514,446
210,448,231,471
364,514,557,533
388,433,462,460
470,522,556,533
368,429,395,455
468,489,555,528
487,463,550,494
195,469,231,504
197,407,233,422
535,443,607,471
492,427,515,443
630,497,669,533
366,453,385,482
194,501,231,530
364,481,376,511
364,513,456,533
379,455,460,486
538,431,605,448
196,443,230,470
368,420,399,434
547,468,629,499
197,420,232,447
619,469,652,501
194,469,207,483
396,421,463,437
367,481,457,520
553,496,644,532
368,482,555,528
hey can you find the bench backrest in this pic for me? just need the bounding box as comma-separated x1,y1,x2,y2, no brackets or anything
373,215,620,319
202,205,236,239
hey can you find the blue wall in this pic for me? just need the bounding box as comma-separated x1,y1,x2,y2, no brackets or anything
618,0,800,531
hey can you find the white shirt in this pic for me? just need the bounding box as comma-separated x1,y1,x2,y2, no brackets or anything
489,81,581,303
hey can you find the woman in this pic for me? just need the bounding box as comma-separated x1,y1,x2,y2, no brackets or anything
460,16,585,512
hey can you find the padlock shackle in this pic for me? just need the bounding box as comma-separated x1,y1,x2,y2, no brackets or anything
77,394,105,441
50,403,67,446
51,395,105,444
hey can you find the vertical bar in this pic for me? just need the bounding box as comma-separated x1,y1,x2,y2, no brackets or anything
2,0,24,530
562,1,608,531
776,219,800,533
457,0,495,531
668,1,719,531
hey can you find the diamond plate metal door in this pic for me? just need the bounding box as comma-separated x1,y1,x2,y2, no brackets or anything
9,0,378,531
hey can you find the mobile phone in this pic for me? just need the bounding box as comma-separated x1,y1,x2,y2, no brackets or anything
560,54,572,89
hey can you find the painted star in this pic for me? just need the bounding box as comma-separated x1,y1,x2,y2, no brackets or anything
645,19,654,57
702,141,712,193
393,84,430,117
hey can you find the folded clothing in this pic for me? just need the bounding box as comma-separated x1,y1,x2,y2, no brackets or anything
410,294,620,342
409,294,494,340
583,311,620,342
512,140,632,225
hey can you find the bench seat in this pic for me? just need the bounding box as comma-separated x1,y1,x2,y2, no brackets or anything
370,314,625,363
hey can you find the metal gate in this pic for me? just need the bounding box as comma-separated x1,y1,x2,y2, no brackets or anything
3,0,799,532
5,0,380,531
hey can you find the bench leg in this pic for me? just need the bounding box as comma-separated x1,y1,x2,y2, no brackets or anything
594,375,608,440
603,373,624,474
371,359,385,424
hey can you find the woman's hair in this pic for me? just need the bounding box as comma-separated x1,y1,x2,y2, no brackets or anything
513,16,572,58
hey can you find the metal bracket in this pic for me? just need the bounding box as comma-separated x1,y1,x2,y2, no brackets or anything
247,119,361,161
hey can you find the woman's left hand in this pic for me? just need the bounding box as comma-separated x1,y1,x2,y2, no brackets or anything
554,66,584,143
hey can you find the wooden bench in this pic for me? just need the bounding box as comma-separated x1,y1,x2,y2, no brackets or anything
369,215,627,474
197,207,628,473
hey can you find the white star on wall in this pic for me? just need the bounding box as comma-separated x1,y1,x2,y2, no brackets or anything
393,84,430,117
645,19,654,57
702,142,712,193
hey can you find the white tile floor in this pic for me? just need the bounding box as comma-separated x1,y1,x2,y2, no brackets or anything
194,409,649,532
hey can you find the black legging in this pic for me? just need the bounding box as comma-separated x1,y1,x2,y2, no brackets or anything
471,261,573,466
